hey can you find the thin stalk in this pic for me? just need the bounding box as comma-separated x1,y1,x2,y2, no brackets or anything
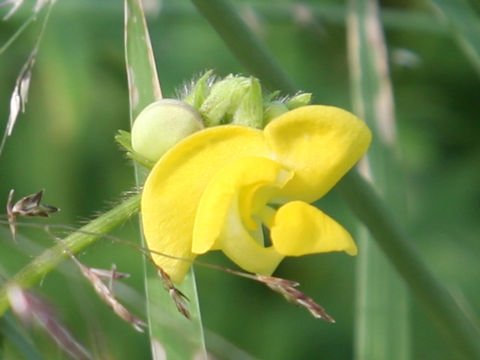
0,13,36,55
337,171,480,360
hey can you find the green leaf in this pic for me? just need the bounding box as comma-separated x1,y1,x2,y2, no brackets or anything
124,0,162,119
124,0,207,358
346,1,410,359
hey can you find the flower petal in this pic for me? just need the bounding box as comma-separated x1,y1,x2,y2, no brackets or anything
264,105,372,203
193,156,291,274
192,156,290,253
216,201,284,274
270,201,357,256
141,126,268,284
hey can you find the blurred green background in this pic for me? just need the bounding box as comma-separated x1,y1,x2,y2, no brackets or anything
0,0,479,359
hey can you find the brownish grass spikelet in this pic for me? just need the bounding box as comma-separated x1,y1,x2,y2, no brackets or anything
0,48,36,156
64,249,147,332
6,189,59,241
256,275,335,323
157,267,191,319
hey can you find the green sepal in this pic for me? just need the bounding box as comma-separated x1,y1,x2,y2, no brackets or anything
183,70,214,109
286,92,312,109
114,130,155,169
232,77,264,128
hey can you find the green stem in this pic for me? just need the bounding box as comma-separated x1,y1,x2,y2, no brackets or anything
0,194,140,315
191,0,297,93
338,171,480,360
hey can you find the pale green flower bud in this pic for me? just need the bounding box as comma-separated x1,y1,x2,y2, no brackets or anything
131,99,204,163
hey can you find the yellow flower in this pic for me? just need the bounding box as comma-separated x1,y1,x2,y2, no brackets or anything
141,105,371,284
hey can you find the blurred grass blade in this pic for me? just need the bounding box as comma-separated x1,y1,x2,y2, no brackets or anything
0,312,44,360
428,0,480,77
124,0,207,358
346,1,410,359
337,171,480,360
189,0,480,358
251,3,447,35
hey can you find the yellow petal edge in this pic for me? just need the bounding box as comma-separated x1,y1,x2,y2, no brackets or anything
264,105,372,203
270,201,358,256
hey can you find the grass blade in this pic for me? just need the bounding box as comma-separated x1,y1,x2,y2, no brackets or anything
0,312,44,360
124,0,207,358
346,1,409,358
124,0,162,119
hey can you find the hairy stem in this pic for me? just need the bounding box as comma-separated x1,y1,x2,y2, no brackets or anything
0,194,140,315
